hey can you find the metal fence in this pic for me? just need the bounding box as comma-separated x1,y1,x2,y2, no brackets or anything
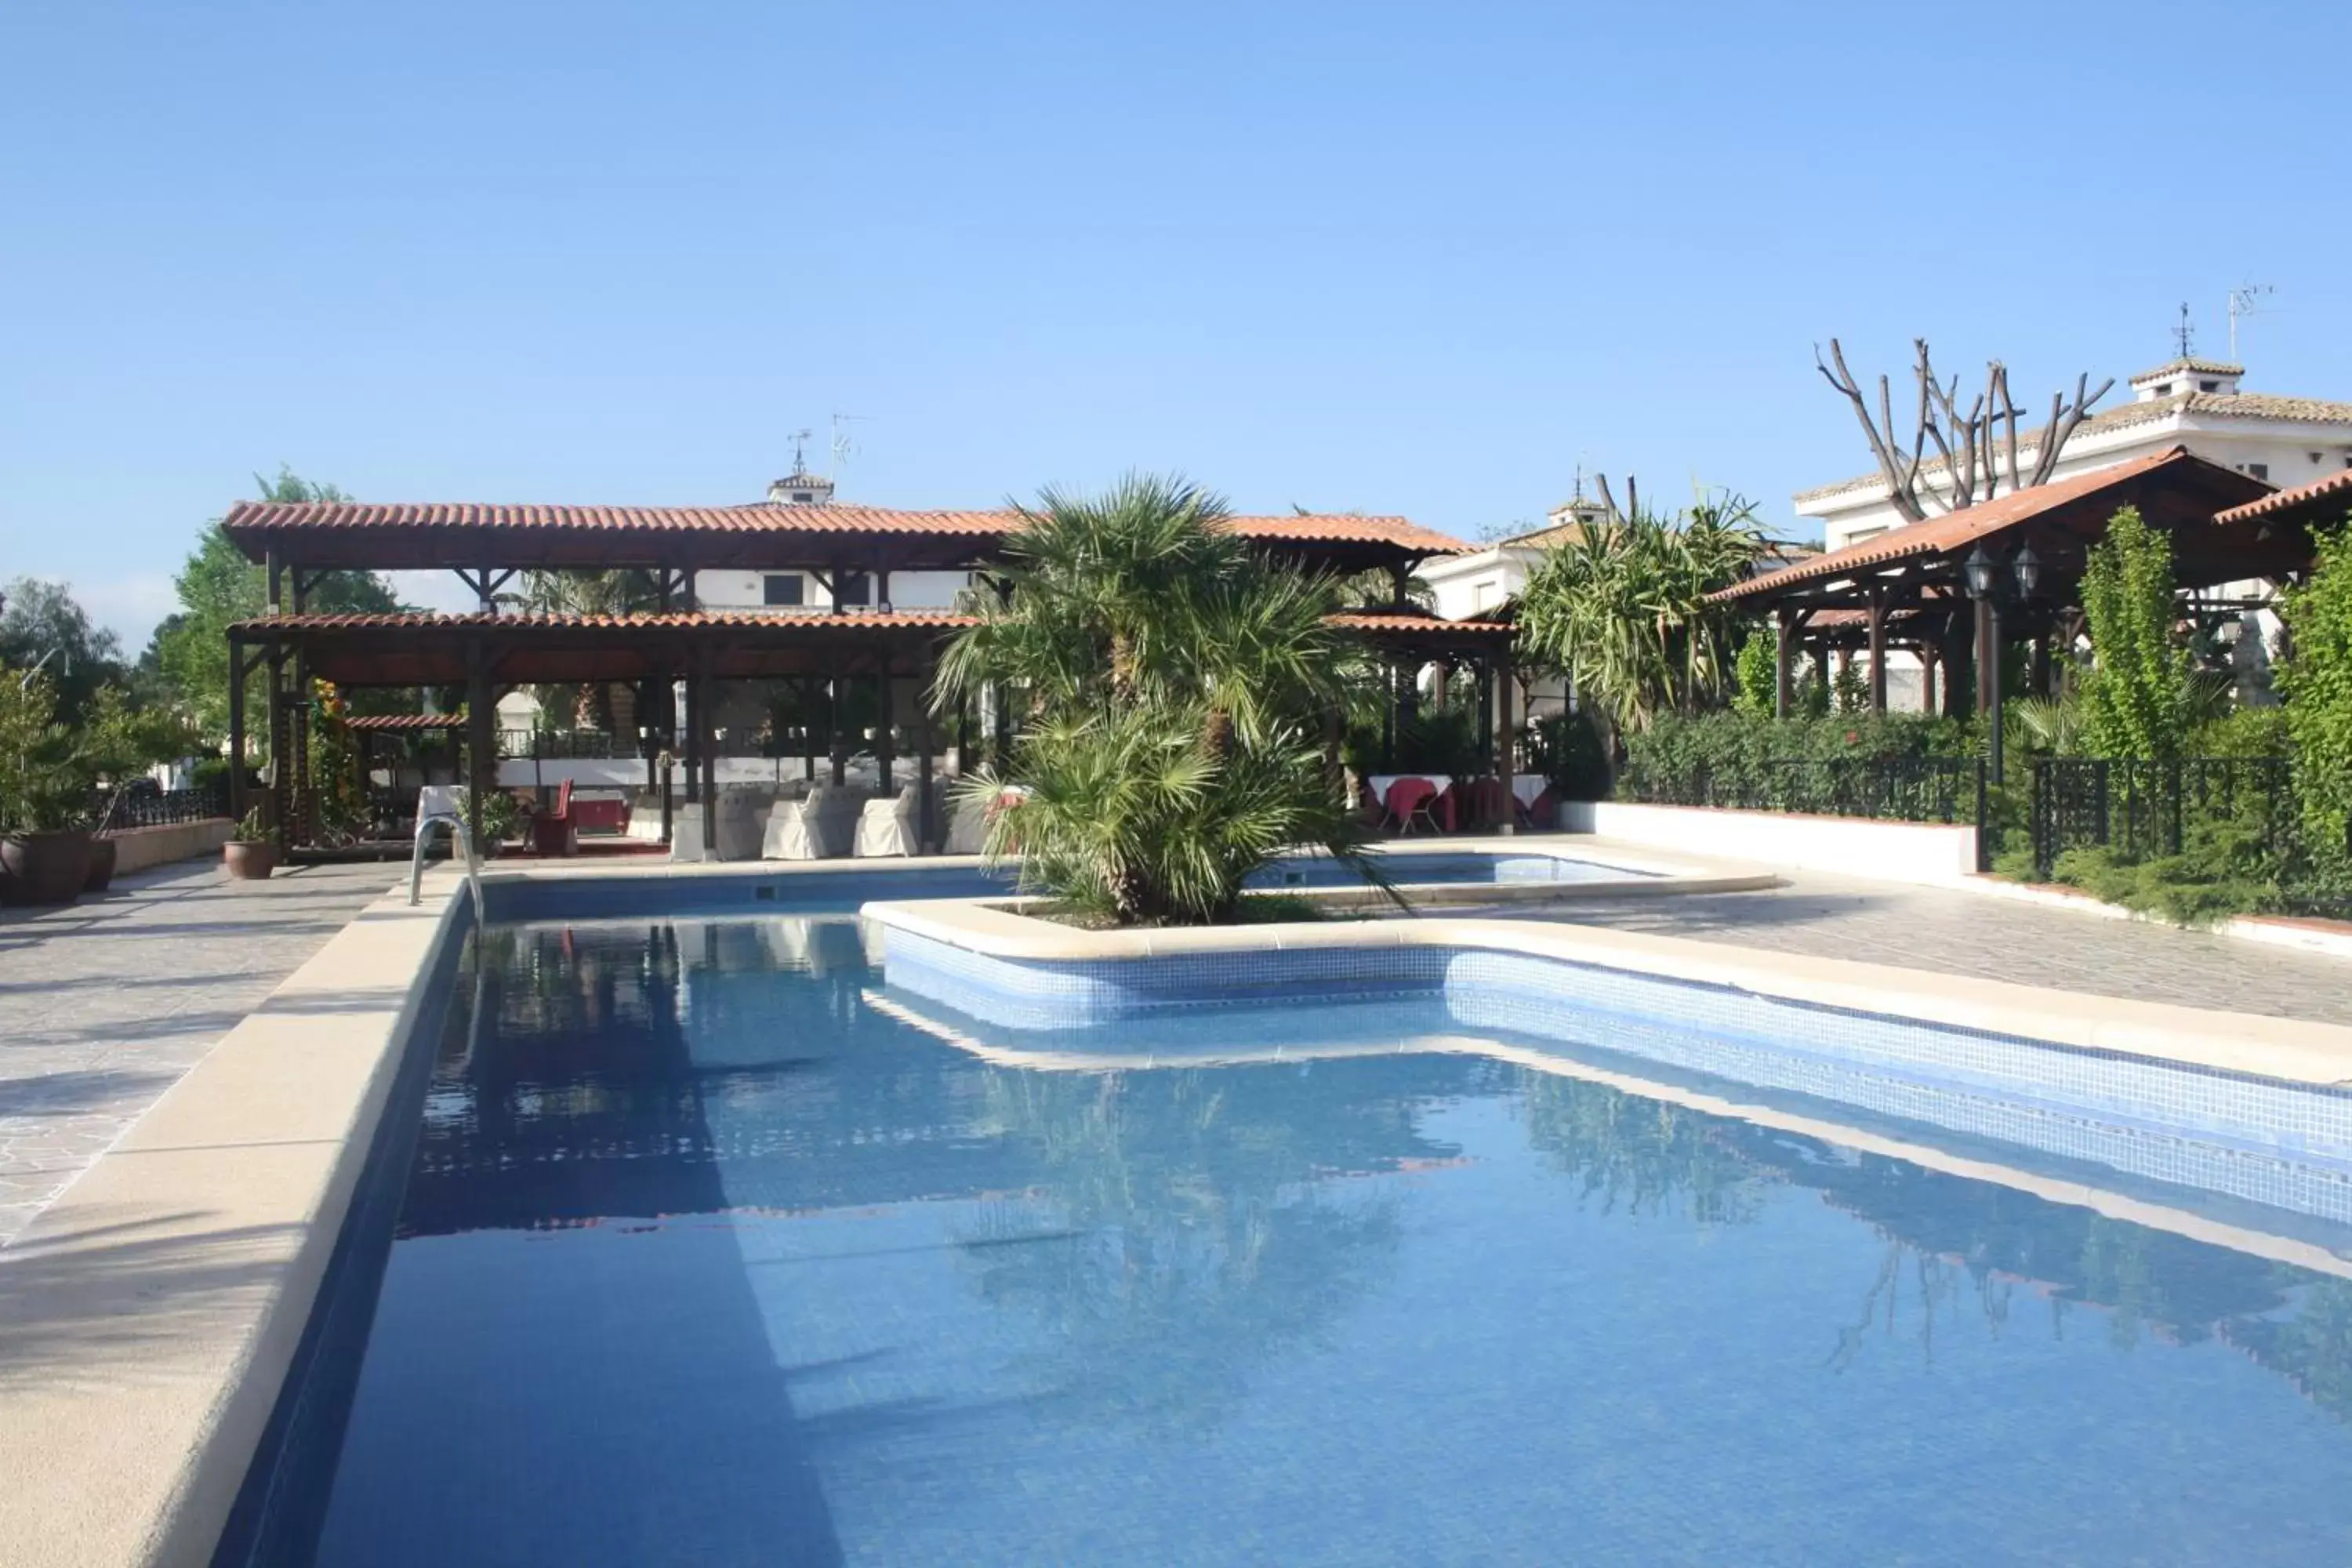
499,729,629,759
91,783,231,831
2030,757,2296,880
1623,757,1983,826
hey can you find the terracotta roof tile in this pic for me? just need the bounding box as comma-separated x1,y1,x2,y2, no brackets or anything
218,500,1471,555
230,609,980,633
2214,466,2352,526
1719,446,2257,603
338,712,470,731
1327,612,1512,636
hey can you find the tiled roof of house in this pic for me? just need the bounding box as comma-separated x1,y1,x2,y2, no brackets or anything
2131,357,2245,382
1793,390,2352,506
218,500,1472,555
2213,466,2352,526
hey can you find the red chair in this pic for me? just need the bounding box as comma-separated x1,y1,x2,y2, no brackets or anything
1461,776,1504,831
1515,786,1557,832
1382,777,1441,836
531,779,578,856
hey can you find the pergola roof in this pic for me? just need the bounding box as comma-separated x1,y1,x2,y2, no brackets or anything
339,712,470,731
219,499,1472,575
2214,466,2352,532
1715,447,2281,609
230,607,1513,687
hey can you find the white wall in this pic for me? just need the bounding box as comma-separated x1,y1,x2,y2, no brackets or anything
1560,800,1981,886
692,568,975,612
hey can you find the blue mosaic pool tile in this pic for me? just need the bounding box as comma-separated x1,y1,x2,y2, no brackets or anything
877,927,2352,1225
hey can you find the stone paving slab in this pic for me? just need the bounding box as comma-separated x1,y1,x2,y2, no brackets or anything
0,860,397,1246
1472,866,2352,1027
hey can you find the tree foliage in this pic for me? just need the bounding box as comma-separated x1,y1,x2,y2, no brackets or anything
150,468,406,747
935,474,1380,926
0,578,124,726
1512,486,1768,736
2078,506,2188,760
2280,520,2352,869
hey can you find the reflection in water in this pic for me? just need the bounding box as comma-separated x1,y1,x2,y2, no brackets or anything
284,916,2352,1567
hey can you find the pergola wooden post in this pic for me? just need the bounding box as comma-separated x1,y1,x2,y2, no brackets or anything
1495,648,1516,837
227,631,247,826
915,655,936,852
695,644,717,856
464,635,491,851
1865,584,1889,714
877,673,896,795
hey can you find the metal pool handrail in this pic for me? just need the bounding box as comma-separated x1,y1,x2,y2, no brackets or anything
408,808,485,924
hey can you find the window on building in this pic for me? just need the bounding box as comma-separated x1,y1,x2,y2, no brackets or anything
834,571,873,607
790,491,814,503
762,573,805,607
2199,379,2220,393
2246,463,2270,481
2154,381,2174,396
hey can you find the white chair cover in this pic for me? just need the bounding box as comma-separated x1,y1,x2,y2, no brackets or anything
946,789,995,855
855,784,923,858
762,786,846,860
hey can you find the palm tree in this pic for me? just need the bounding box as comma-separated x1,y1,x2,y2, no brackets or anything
935,474,1384,925
499,568,661,733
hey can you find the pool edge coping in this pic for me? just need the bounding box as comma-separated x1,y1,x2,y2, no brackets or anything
857,898,2352,1090
0,871,464,1568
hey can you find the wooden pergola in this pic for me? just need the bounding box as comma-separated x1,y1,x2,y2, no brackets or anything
1711,446,2288,720
219,496,1505,856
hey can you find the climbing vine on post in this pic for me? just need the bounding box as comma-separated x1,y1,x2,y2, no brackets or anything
2078,506,2187,760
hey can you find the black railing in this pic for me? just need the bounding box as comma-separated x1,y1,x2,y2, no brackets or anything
2031,757,2296,880
499,728,627,759
91,783,230,830
1623,757,1982,826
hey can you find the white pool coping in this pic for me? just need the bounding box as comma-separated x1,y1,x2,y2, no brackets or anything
858,898,2352,1089
0,873,466,1568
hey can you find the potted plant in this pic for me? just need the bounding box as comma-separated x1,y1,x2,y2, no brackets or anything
0,670,95,906
223,806,277,880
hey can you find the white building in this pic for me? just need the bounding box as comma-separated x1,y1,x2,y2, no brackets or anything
691,469,981,616
1420,495,1612,622
1799,356,2352,553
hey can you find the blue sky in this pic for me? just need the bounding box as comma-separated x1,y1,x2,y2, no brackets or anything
5,1,2348,647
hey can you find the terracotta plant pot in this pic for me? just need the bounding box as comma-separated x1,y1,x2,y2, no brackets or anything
84,835,118,893
1,829,93,906
223,840,278,880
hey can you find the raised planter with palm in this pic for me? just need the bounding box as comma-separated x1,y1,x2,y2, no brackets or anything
935,474,1389,927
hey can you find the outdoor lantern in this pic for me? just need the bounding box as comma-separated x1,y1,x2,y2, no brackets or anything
2012,541,2042,601
1963,543,1997,599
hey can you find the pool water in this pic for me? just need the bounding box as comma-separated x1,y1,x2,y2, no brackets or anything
267,914,2352,1566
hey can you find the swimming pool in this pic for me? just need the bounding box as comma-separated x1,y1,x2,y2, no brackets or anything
227,900,2352,1566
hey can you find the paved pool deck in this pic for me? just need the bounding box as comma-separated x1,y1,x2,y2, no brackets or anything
0,859,397,1247
1456,862,2352,1026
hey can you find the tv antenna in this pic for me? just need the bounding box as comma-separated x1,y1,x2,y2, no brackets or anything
2172,303,2195,359
2227,282,2274,361
786,427,815,473
829,412,871,476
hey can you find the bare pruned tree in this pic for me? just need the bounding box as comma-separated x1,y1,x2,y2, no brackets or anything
1814,339,2115,524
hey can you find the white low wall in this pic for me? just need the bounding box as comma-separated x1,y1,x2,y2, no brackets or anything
107,818,234,875
1558,801,1980,887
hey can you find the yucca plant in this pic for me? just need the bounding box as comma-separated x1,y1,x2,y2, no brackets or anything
935,474,1387,925
1513,484,1768,737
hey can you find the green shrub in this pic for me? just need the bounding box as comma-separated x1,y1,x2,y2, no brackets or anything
1730,632,1776,719
1524,710,1610,800
2280,520,2352,874
1620,710,1978,805
2078,506,2189,760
